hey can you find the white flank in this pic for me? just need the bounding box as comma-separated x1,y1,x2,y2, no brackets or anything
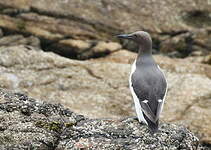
129,60,148,125
157,65,168,116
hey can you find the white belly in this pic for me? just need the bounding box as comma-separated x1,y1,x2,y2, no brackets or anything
129,60,148,125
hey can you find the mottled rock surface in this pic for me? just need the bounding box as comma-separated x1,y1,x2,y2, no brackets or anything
0,35,40,48
0,88,200,149
0,46,211,146
0,28,3,37
0,0,210,58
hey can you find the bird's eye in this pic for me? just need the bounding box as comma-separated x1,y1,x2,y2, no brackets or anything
134,34,138,38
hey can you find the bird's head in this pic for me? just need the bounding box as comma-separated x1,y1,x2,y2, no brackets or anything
117,31,152,44
117,31,152,53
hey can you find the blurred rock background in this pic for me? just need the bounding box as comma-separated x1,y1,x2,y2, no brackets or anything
0,0,210,149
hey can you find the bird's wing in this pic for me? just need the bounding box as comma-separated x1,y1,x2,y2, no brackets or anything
140,100,157,123
131,66,167,123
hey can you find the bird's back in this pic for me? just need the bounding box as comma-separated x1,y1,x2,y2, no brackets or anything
131,55,167,133
132,57,167,113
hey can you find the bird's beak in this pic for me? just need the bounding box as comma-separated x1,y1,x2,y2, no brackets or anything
116,34,133,40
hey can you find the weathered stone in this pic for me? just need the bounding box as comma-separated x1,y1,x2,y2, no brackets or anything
0,0,210,58
0,88,200,149
92,41,122,53
0,46,211,146
59,39,91,52
193,29,211,50
49,39,92,58
3,0,209,32
48,39,121,59
203,54,211,65
93,49,136,64
0,35,40,48
160,33,191,55
189,51,206,57
159,29,211,57
0,28,3,37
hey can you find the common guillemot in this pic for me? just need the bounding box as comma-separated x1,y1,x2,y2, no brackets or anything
117,31,167,133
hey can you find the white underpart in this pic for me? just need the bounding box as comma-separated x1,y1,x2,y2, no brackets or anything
129,60,148,125
157,65,168,115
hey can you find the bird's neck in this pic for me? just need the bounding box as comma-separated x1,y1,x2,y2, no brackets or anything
138,43,152,57
136,43,155,65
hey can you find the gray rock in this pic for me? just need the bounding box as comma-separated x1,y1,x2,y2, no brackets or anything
0,88,199,149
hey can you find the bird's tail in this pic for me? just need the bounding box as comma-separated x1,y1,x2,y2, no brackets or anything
148,120,159,134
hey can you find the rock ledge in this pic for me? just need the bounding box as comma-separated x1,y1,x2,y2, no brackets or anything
0,88,199,149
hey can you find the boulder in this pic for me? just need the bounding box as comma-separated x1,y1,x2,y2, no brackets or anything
0,88,200,149
48,39,122,59
0,46,211,146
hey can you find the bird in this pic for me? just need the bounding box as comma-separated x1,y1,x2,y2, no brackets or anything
117,31,167,133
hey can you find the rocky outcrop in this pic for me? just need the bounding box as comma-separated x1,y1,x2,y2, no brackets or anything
0,0,210,58
48,39,122,59
0,45,211,147
0,88,200,149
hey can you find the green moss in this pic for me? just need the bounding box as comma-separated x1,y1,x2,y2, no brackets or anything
65,122,75,128
35,121,62,132
35,120,77,133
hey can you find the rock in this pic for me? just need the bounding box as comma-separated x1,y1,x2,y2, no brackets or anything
92,41,122,53
203,54,211,65
0,46,211,146
49,39,92,58
95,50,211,78
159,33,191,57
59,39,92,53
79,41,122,59
184,56,207,64
193,29,211,50
0,88,200,149
159,29,211,58
0,35,40,48
93,49,136,64
49,39,121,59
0,28,3,37
189,51,206,57
1,0,210,32
0,0,210,58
